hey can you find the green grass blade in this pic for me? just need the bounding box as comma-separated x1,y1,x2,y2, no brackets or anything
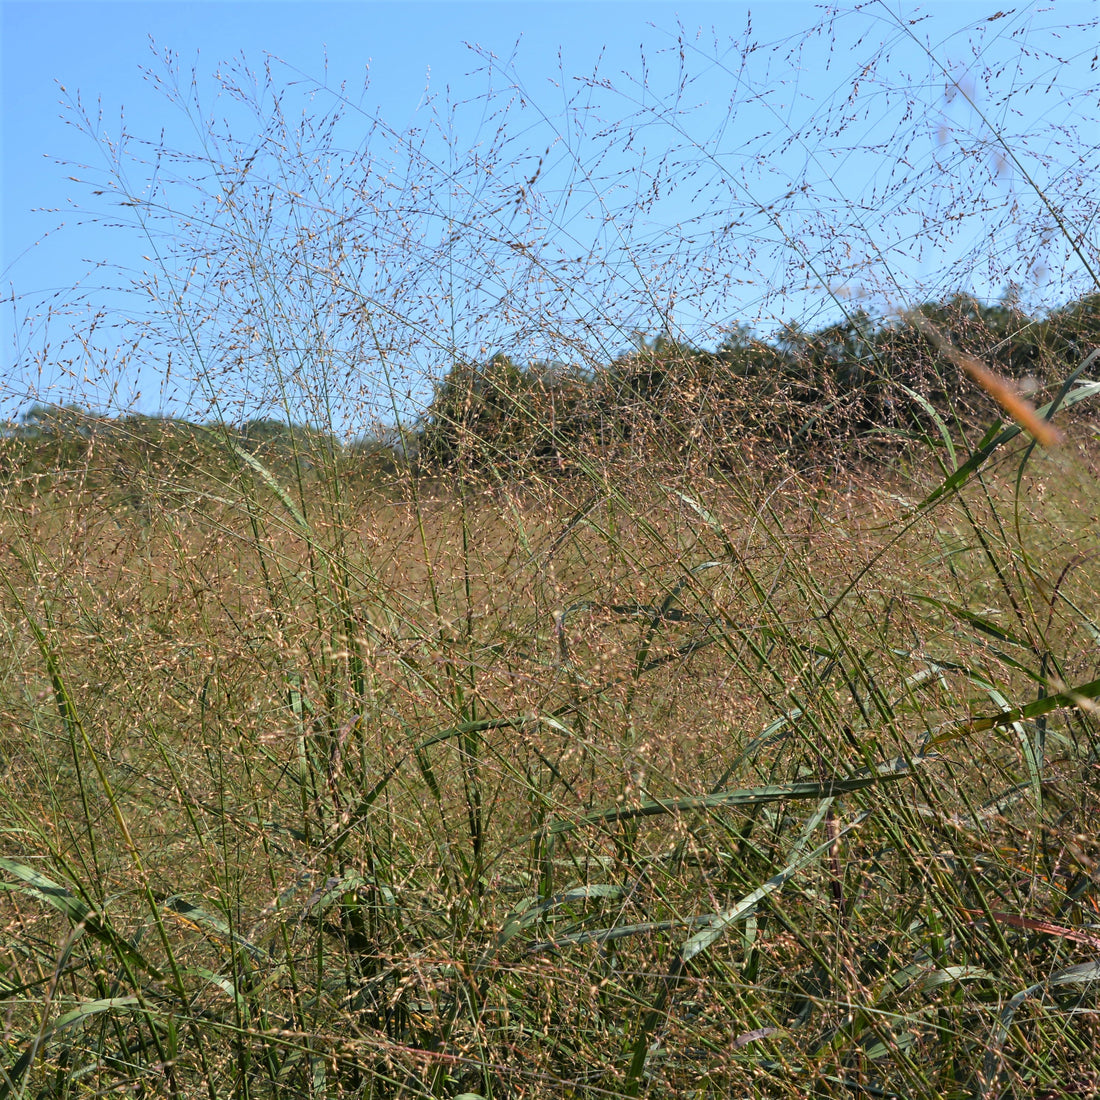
227,440,313,536
682,811,871,963
549,775,906,835
0,859,164,981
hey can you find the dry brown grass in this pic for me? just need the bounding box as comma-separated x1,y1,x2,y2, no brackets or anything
3,429,1099,1096
4,5,1100,1095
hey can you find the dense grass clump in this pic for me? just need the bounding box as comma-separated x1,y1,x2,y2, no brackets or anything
4,6,1100,1098
4,419,1100,1099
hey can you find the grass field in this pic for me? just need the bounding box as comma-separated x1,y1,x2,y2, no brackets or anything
3,403,1100,1098
4,6,1100,1095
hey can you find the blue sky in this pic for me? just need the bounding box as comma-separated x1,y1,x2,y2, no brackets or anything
2,2,1098,428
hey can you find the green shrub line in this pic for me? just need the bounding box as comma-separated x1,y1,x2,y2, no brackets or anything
7,289,1099,492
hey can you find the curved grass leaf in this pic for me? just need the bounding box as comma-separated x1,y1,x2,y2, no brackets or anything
226,441,313,537
52,995,144,1031
0,859,163,981
918,965,996,992
909,596,1033,648
0,995,146,1100
682,811,871,963
893,379,958,467
933,672,1100,744
500,883,625,938
918,374,1100,512
527,916,715,954
160,895,266,963
550,775,906,836
983,958,1100,1100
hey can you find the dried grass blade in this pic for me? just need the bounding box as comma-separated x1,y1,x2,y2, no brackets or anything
907,312,1062,446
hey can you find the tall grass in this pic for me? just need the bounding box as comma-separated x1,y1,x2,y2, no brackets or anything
3,6,1100,1098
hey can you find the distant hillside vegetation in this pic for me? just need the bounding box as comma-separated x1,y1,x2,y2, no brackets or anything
5,290,1098,491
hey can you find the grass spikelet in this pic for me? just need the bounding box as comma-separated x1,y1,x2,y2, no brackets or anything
906,311,1064,447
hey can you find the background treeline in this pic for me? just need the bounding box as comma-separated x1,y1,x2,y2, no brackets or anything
6,290,1098,493
417,291,1099,474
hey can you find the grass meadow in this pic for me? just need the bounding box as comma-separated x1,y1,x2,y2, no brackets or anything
3,8,1100,1098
